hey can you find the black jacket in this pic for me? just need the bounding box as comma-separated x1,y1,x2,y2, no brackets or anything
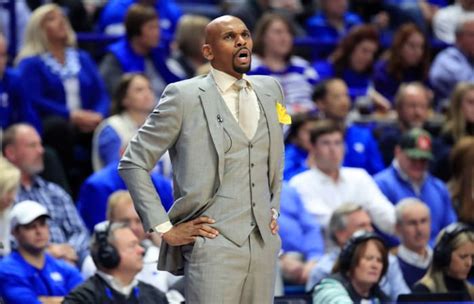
63,274,168,304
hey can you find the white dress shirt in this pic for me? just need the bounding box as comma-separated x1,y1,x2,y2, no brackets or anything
289,166,395,235
210,67,260,122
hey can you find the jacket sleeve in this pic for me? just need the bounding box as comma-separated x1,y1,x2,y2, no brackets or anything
312,278,353,304
17,57,70,118
119,83,183,232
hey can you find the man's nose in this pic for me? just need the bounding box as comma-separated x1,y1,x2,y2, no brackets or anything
236,35,246,46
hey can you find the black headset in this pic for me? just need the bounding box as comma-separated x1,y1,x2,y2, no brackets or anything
92,221,121,269
339,230,387,276
433,222,473,269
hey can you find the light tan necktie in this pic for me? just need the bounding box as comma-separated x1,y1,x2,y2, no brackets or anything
235,79,257,139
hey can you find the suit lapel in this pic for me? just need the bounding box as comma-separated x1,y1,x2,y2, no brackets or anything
198,75,225,183
252,79,282,190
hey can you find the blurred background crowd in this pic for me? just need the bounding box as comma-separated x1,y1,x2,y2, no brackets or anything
0,0,474,303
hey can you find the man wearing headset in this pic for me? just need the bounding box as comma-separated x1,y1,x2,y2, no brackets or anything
305,203,410,301
64,221,168,303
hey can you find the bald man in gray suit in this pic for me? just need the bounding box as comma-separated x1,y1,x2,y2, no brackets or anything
119,15,289,303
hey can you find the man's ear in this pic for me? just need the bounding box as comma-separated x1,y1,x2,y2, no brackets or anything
202,44,214,61
3,145,15,163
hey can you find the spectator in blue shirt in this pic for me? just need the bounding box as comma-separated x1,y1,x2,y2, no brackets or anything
313,78,385,175
374,128,457,246
15,4,110,194
313,25,389,110
373,23,431,105
279,182,324,284
283,113,318,180
0,200,83,303
306,0,362,43
98,0,182,52
430,16,474,108
100,4,181,99
0,34,38,132
250,13,319,114
77,161,173,233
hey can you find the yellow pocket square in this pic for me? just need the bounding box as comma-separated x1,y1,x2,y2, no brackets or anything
276,102,292,125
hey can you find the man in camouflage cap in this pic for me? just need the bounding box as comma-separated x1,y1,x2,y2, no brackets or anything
374,128,457,245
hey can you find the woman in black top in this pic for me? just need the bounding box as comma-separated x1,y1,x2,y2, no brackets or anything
412,223,474,300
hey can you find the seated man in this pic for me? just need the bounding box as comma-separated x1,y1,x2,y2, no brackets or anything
373,82,433,166
392,198,432,289
279,182,324,284
99,4,180,98
305,203,410,301
289,119,395,237
430,16,474,106
0,200,83,303
313,78,385,175
81,190,181,295
64,221,168,303
374,128,456,245
2,123,90,266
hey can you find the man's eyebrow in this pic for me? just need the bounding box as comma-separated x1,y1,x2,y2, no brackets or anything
221,30,235,36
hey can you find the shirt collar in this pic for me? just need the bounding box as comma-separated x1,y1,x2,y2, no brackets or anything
96,270,139,297
398,244,432,268
210,67,252,93
310,165,344,183
20,175,45,191
393,159,426,193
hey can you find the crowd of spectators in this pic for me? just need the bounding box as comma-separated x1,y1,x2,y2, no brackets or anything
1,0,474,303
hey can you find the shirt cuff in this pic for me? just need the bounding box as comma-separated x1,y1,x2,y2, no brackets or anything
153,221,173,234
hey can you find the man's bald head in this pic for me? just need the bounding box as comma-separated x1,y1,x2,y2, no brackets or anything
205,15,245,43
202,15,253,79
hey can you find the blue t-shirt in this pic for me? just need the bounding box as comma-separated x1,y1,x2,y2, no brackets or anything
0,251,83,303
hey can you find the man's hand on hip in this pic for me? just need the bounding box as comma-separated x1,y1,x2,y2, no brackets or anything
162,216,219,246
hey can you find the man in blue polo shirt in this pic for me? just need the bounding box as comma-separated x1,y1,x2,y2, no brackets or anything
0,200,83,303
374,128,457,246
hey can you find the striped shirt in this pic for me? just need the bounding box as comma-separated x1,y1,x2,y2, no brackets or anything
16,176,90,264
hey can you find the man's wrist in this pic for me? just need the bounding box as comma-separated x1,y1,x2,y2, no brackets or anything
153,221,173,236
271,208,280,220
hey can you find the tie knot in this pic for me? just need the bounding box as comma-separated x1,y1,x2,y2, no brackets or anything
234,79,248,90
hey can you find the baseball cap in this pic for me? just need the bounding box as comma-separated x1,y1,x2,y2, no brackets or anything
398,128,433,160
10,200,50,229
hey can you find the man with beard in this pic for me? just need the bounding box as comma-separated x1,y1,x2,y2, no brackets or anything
119,15,288,303
2,123,90,267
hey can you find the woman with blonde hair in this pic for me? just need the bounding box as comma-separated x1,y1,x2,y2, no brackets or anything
433,83,474,181
413,223,474,300
448,136,474,225
16,3,110,192
0,157,21,257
